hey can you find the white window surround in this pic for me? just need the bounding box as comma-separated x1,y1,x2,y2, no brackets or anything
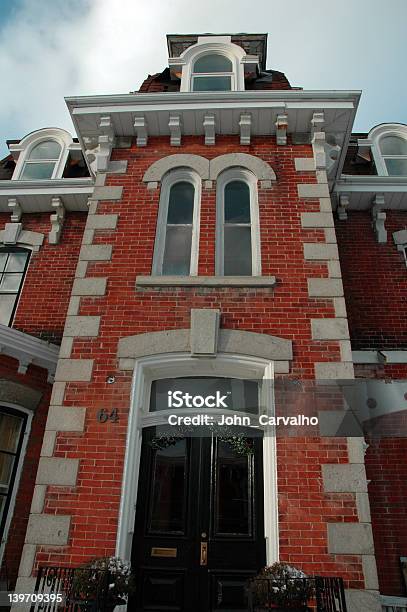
171,38,247,93
0,402,33,566
216,168,261,276
152,169,201,276
9,128,78,181
115,352,278,566
366,123,407,177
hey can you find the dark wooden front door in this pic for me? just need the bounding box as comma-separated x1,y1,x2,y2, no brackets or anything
132,429,266,611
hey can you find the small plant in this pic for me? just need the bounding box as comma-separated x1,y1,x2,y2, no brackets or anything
72,556,135,609
248,562,313,610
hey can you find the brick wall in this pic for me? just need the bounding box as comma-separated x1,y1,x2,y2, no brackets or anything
0,212,87,344
0,354,51,588
336,210,407,350
33,136,365,586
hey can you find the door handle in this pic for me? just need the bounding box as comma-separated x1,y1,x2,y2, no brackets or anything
200,541,208,566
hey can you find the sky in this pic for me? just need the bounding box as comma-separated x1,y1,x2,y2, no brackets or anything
1,0,407,158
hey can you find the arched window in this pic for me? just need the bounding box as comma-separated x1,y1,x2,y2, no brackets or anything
216,170,261,276
0,248,30,326
0,406,28,541
379,134,407,176
192,54,233,91
153,171,201,276
19,140,62,180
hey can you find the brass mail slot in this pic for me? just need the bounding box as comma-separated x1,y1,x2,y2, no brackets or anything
151,547,177,558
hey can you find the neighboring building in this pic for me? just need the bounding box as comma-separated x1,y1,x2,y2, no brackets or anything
0,33,405,612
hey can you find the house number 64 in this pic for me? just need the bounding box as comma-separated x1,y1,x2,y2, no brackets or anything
97,408,119,423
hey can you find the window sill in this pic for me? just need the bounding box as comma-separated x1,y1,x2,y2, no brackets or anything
136,275,277,288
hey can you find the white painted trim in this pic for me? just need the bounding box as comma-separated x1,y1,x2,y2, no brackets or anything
215,168,261,276
0,403,33,567
174,39,246,93
0,323,59,380
367,123,407,177
115,352,278,566
152,169,201,276
10,128,75,181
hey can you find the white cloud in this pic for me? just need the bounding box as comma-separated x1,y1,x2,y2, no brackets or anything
1,0,407,158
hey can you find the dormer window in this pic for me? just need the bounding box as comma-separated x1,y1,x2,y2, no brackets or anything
192,55,233,91
379,135,407,176
367,124,407,177
20,140,62,180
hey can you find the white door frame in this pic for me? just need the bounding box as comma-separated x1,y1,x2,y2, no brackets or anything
115,352,279,565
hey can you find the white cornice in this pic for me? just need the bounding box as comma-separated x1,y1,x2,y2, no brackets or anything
336,175,407,191
0,178,94,213
0,324,60,382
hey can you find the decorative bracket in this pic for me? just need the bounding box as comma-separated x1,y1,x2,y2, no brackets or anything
311,112,325,138
371,194,387,243
48,197,65,245
169,115,182,146
337,194,349,221
134,115,148,147
312,129,341,174
8,198,22,223
275,114,288,145
203,114,216,146
239,113,252,145
392,229,407,267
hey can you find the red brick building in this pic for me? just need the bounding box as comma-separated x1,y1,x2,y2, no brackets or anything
0,33,406,612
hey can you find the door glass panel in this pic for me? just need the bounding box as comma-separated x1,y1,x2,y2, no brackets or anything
0,254,7,273
150,378,259,414
224,181,251,223
224,226,252,275
149,438,187,533
162,226,192,275
215,440,252,536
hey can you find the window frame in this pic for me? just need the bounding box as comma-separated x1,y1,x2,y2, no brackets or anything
0,404,32,564
152,170,201,276
0,247,31,327
10,128,73,181
19,139,63,181
369,124,407,177
191,53,234,92
216,168,261,276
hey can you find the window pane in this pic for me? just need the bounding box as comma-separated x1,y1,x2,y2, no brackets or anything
5,252,28,273
167,182,194,224
149,439,187,533
0,295,16,325
0,453,15,489
194,54,232,73
0,413,23,453
193,76,231,91
29,140,61,160
224,226,252,275
385,158,407,176
0,273,23,292
215,441,251,535
380,135,407,156
20,162,55,180
0,254,7,273
225,181,251,223
162,226,192,275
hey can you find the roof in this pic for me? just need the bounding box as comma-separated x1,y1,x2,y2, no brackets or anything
167,33,268,70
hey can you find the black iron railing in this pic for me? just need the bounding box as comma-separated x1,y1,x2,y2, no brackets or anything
247,576,347,612
30,566,114,611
